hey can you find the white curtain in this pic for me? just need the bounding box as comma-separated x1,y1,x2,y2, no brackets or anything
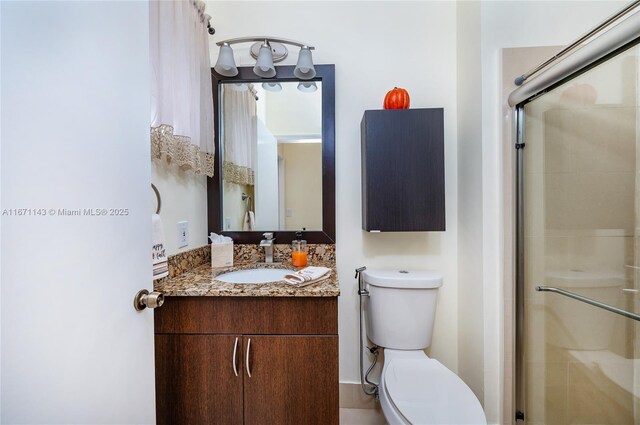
150,0,214,177
223,87,257,185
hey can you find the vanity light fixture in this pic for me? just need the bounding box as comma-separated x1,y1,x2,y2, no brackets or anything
297,81,317,93
253,41,276,78
262,82,282,92
214,43,238,77
213,36,316,80
294,46,315,79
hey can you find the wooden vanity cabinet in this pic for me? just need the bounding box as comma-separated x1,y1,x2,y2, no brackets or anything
154,297,339,425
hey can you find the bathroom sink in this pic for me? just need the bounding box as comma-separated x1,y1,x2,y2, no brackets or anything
215,268,293,284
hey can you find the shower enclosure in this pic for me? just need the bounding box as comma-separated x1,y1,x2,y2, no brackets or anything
514,35,640,424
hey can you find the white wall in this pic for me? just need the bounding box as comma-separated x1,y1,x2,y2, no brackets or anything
456,0,485,407
151,160,208,254
476,1,627,422
208,0,460,384
264,82,322,137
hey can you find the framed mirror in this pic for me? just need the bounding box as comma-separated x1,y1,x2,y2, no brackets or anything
208,64,335,243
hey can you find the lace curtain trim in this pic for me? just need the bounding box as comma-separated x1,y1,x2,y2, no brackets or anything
223,160,254,186
151,124,214,177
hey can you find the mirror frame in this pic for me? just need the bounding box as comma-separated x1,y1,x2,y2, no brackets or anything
208,64,335,244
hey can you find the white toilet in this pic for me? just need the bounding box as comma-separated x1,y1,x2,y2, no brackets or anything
363,269,486,425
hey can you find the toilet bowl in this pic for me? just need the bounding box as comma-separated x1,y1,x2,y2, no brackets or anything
379,349,486,425
362,269,487,425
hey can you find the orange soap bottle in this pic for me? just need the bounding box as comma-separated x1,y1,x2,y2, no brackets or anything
292,231,308,268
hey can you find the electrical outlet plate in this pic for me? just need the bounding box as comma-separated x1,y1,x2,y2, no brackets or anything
177,221,189,248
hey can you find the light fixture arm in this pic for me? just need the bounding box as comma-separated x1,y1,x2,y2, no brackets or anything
216,36,315,50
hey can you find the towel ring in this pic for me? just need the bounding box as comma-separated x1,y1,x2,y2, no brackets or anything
152,183,161,214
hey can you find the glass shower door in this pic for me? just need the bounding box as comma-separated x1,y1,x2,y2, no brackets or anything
521,42,640,424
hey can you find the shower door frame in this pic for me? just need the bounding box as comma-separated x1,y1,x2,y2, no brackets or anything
513,37,640,422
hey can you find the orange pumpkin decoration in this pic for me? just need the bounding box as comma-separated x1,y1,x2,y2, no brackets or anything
384,87,410,110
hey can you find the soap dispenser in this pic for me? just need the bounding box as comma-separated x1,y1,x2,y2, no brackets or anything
291,230,308,267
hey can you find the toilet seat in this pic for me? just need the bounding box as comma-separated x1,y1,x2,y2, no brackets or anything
384,358,486,425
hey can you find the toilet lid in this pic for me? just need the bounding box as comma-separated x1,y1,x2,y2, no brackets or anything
385,358,486,425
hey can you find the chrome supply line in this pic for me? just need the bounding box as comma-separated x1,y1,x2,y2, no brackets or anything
536,286,640,322
355,266,379,398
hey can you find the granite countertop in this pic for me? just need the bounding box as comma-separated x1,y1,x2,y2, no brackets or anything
154,261,340,297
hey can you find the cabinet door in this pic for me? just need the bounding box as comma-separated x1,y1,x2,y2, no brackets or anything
361,108,445,231
155,334,243,425
244,335,339,425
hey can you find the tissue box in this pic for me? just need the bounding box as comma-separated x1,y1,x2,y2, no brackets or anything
211,242,234,268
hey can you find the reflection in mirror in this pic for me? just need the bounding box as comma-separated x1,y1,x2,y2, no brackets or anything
221,81,323,232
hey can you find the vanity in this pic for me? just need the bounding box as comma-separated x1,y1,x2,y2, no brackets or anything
154,261,339,425
152,64,338,424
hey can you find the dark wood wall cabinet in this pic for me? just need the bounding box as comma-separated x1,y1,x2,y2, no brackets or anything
361,108,445,232
155,296,339,425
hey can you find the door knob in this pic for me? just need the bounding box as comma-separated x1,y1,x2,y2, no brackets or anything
133,289,164,311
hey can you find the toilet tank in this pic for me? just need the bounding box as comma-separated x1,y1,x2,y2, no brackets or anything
363,269,442,350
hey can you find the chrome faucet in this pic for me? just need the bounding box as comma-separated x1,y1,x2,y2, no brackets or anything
260,232,275,263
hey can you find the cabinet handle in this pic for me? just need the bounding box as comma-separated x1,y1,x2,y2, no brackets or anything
232,337,239,377
246,338,252,378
